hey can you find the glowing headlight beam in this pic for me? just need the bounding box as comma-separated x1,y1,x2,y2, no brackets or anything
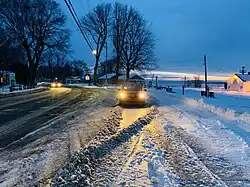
138,92,145,99
120,92,126,98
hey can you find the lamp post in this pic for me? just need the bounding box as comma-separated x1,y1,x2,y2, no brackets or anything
85,74,90,86
92,49,97,56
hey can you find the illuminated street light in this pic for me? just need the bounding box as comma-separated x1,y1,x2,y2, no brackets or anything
92,49,97,56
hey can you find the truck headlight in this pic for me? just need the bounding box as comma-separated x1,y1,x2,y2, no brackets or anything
120,92,126,98
138,92,145,99
51,83,56,87
57,83,61,87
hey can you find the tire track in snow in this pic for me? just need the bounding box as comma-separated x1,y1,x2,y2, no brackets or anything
51,107,158,186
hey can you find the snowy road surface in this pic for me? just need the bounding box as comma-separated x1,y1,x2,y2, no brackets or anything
0,87,118,186
1,87,250,186
51,88,250,187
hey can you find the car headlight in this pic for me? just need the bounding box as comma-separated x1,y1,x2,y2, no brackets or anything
138,92,145,99
57,83,61,87
120,92,126,98
51,83,56,87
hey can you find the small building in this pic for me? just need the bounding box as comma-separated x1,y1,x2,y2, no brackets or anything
0,70,16,86
98,73,117,85
98,73,145,86
65,76,82,84
227,73,250,92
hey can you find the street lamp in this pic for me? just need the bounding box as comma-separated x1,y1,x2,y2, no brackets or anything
85,74,90,86
92,49,97,56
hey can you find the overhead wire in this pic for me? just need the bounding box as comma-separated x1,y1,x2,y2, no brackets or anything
64,0,94,52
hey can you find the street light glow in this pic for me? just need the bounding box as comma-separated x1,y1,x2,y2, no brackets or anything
92,49,97,55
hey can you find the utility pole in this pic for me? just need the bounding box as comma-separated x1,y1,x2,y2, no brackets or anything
204,55,208,97
156,76,158,88
105,42,108,85
182,76,186,95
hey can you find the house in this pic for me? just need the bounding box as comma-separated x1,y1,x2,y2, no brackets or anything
227,73,250,92
98,59,117,77
66,76,83,84
98,73,117,85
0,70,16,86
118,74,145,85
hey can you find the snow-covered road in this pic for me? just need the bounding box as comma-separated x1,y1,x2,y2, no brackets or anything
2,87,250,186
50,88,250,186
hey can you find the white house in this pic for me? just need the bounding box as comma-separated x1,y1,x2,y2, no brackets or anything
227,73,250,92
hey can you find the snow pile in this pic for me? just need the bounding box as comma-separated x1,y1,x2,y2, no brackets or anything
51,107,157,186
186,98,250,124
151,88,250,125
0,86,48,97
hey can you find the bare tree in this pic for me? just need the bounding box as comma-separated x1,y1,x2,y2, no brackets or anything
81,3,111,85
120,8,156,79
112,3,132,83
0,0,70,86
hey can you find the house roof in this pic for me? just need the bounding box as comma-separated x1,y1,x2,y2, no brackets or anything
98,73,116,80
98,73,145,81
130,74,144,80
118,74,145,80
235,74,250,82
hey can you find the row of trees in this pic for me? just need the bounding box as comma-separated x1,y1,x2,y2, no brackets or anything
0,0,70,85
38,59,89,81
81,3,157,84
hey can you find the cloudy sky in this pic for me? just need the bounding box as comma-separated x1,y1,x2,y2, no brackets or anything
59,0,250,78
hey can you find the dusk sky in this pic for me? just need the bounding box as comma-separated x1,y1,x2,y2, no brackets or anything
59,0,250,78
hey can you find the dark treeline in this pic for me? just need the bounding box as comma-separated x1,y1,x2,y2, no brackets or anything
0,0,157,86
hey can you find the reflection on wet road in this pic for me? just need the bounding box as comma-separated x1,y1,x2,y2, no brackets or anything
120,107,150,129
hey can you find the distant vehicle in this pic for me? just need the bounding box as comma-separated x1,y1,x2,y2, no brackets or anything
51,78,62,88
117,80,147,106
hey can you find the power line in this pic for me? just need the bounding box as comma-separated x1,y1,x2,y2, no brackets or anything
64,0,93,51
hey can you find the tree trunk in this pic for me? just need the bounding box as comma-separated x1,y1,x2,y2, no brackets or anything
28,65,37,87
93,56,99,85
115,55,120,85
126,67,130,80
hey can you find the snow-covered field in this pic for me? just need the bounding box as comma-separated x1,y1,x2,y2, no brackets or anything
176,87,250,115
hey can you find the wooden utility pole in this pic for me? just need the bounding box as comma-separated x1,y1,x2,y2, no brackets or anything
204,55,208,97
182,76,186,95
156,76,158,88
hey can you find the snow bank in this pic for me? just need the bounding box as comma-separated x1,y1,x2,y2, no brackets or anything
185,97,250,125
150,88,250,125
0,86,48,98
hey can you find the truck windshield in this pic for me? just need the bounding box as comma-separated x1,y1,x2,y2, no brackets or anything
123,83,142,91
